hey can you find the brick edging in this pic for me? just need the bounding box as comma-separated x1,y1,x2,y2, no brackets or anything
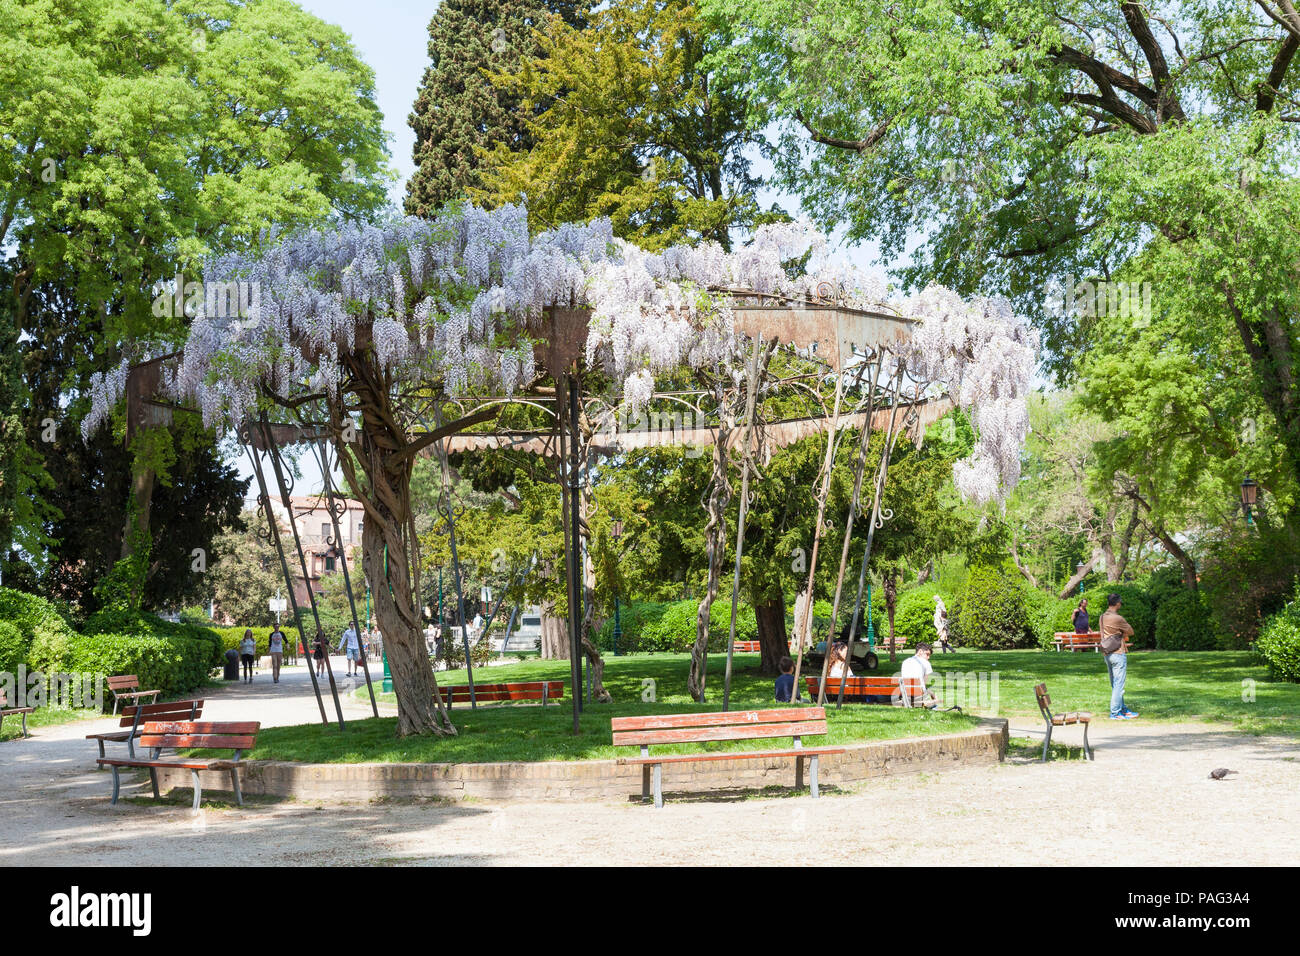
152,717,1008,803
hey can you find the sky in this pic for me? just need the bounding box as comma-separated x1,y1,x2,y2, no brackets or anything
237,0,911,502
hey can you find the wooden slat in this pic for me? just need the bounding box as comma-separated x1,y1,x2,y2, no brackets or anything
97,758,228,771
107,676,139,688
118,701,204,727
611,707,824,732
141,721,259,735
139,735,258,750
618,746,846,766
612,719,827,747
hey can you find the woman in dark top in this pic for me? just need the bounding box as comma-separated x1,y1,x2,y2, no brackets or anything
1073,599,1091,634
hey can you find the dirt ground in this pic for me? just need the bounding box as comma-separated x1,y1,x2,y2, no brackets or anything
3,659,1297,866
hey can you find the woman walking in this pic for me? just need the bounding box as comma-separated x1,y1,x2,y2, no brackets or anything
268,624,285,683
238,628,256,684
312,628,329,679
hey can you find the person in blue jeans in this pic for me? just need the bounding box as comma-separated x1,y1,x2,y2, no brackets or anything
1099,593,1137,719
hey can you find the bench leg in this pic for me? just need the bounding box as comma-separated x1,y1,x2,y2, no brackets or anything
112,696,119,716
1083,722,1093,761
110,766,121,805
97,739,105,762
149,767,160,800
191,770,202,812
641,765,650,802
230,768,243,807
21,712,28,738
652,764,663,809
795,755,804,790
811,755,820,798
1042,723,1053,762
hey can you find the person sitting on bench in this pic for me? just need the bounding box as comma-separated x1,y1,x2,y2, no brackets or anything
774,656,801,702
827,641,853,679
900,642,939,708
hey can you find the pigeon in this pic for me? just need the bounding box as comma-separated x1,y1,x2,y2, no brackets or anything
1208,768,1238,780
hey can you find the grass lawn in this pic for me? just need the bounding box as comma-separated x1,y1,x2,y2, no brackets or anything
241,647,1297,764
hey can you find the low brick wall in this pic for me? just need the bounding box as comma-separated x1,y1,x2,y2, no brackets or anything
153,718,1008,803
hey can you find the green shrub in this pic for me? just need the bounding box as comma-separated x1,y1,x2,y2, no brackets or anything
212,626,281,656
64,632,215,705
1155,590,1224,650
82,609,224,670
179,605,214,625
1144,565,1189,614
0,620,25,674
957,565,1033,649
892,584,945,646
595,602,670,653
1256,588,1300,682
635,598,760,653
1024,588,1076,650
0,587,78,646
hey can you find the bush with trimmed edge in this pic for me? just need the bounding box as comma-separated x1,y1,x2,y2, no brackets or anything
1155,590,1224,650
82,608,223,670
635,599,760,653
892,584,947,646
1024,587,1076,649
0,587,77,647
595,602,669,653
1256,589,1300,682
957,565,1034,649
0,620,24,674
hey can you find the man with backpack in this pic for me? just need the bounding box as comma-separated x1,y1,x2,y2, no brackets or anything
1099,593,1137,720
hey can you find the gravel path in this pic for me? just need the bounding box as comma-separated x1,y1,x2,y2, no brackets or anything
3,660,1297,866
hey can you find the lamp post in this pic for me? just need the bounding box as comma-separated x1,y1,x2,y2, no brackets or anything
1077,561,1086,596
1240,476,1259,526
610,520,623,656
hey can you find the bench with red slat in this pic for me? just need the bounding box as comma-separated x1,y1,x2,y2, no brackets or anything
1053,632,1131,652
96,720,260,810
0,688,35,739
1034,682,1093,761
611,706,844,808
436,680,564,708
804,675,926,705
106,674,161,715
86,699,205,761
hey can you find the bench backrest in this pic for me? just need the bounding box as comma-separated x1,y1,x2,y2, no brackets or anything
138,720,260,754
437,681,563,704
804,675,925,699
119,699,204,728
611,707,828,748
1034,682,1052,715
107,675,140,692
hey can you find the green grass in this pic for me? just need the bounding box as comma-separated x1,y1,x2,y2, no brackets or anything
202,648,1299,765
0,704,102,742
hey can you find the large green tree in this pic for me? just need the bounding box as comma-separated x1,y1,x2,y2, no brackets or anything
1,0,390,609
405,0,587,217
477,0,769,248
712,0,1300,493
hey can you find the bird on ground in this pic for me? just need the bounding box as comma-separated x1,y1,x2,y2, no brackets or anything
1208,768,1238,780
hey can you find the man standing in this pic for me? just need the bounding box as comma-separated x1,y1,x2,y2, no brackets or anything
900,642,938,708
1099,593,1137,720
339,622,362,678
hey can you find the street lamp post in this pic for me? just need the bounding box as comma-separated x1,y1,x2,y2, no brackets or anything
1240,476,1259,526
1077,561,1086,596
611,521,623,656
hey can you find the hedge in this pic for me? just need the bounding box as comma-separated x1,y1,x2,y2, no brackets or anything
1025,587,1075,650
212,626,285,657
82,608,224,671
892,584,946,646
1155,590,1224,650
594,602,670,653
64,632,215,703
1256,589,1300,682
0,620,24,675
957,565,1034,649
635,599,760,653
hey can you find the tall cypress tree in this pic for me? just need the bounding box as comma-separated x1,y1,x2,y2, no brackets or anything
405,0,586,217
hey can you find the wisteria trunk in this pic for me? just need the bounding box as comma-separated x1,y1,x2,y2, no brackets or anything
689,415,732,701
577,486,611,702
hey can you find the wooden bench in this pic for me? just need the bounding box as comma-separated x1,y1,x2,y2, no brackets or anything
86,699,204,761
1053,631,1131,652
106,675,161,715
1034,682,1093,761
436,680,564,709
804,675,927,706
611,707,845,808
0,688,35,739
97,720,260,811
733,640,761,652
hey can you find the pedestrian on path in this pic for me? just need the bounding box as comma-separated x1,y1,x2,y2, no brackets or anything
312,628,329,679
1100,593,1137,720
239,629,256,684
339,623,362,677
268,624,285,683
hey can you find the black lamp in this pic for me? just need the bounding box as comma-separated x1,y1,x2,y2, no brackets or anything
1240,477,1259,525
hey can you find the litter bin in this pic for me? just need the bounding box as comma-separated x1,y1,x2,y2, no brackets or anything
223,648,241,681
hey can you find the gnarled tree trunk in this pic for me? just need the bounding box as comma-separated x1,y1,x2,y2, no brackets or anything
688,400,732,701
539,597,569,659
754,593,788,675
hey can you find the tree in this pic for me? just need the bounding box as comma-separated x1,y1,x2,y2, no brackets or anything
477,0,770,248
712,0,1300,491
2,0,390,608
208,509,283,628
405,0,587,217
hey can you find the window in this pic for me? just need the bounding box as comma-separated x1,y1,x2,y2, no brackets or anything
325,556,335,572
321,522,330,539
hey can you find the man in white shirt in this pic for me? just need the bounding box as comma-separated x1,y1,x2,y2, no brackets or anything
339,624,362,677
899,642,938,708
